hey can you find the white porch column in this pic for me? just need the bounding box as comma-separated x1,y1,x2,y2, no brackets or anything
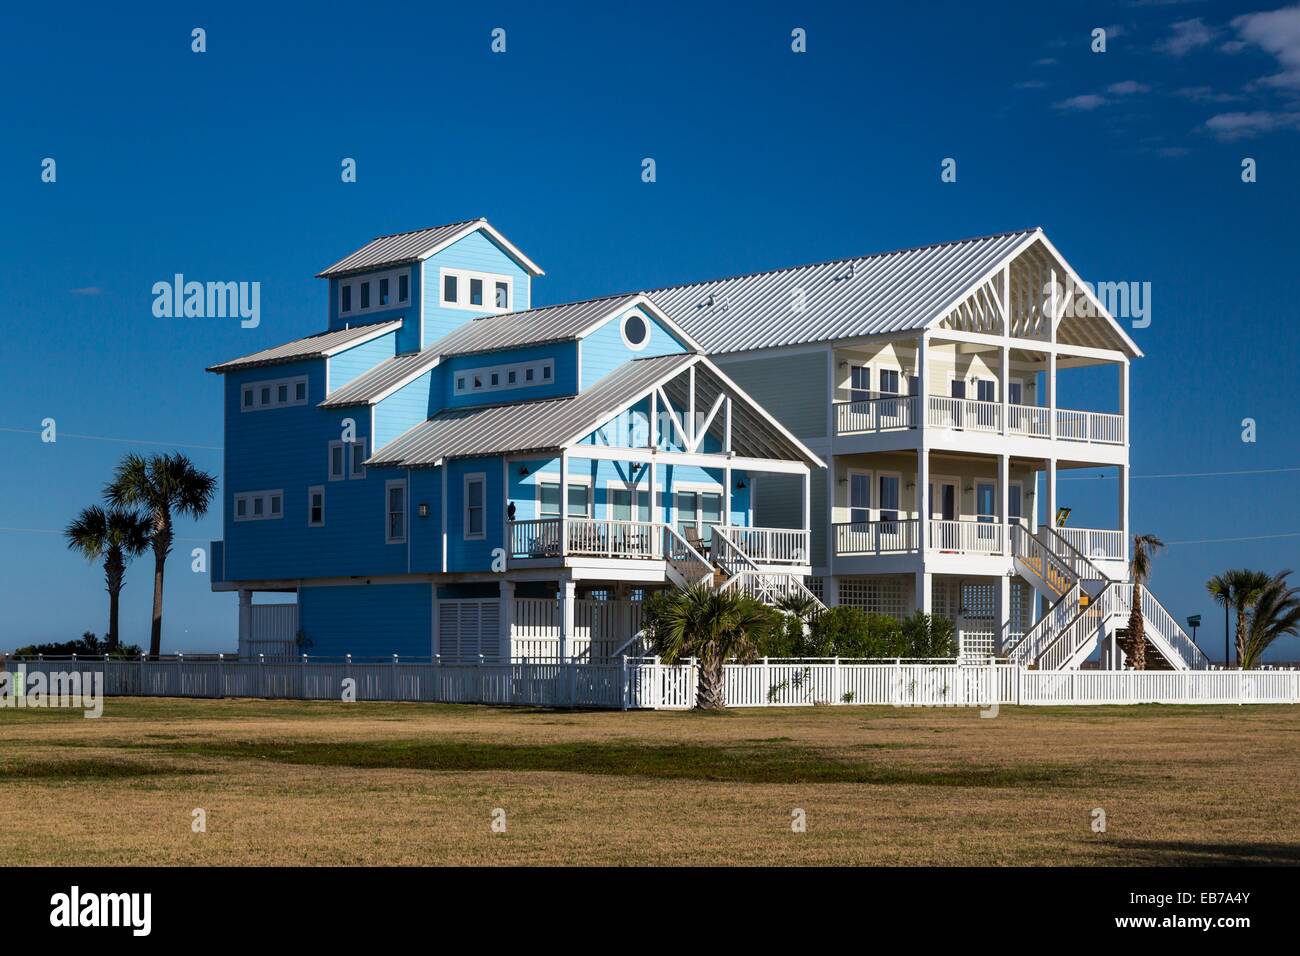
649,459,658,546
999,344,1010,436
558,577,575,662
998,453,1009,553
1046,351,1057,440
916,332,930,558
1119,463,1130,567
996,574,1012,658
499,579,515,662
801,467,811,535
915,571,932,615
1046,458,1057,529
559,451,570,556
1119,359,1129,446
237,589,253,654
724,463,732,530
917,447,929,553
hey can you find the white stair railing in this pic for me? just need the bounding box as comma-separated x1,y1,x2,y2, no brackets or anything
721,571,825,610
1038,526,1110,582
1005,582,1083,666
1038,583,1123,671
1112,584,1212,671
1011,524,1076,598
661,525,713,588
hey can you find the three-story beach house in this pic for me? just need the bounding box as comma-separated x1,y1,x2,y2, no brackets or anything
208,221,1207,670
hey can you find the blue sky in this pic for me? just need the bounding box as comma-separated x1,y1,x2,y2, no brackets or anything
2,0,1298,659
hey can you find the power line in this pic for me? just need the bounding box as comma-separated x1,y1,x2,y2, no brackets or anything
0,426,222,452
1164,532,1300,546
0,526,213,544
1060,466,1300,481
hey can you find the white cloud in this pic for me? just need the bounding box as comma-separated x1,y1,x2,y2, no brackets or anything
1230,5,1300,88
1175,85,1246,103
1156,17,1215,56
1204,110,1300,139
1107,80,1151,94
1055,94,1107,110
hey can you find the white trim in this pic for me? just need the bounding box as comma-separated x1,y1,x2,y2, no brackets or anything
307,485,325,527
385,478,408,545
535,474,594,518
452,356,554,396
234,489,284,522
328,440,346,482
671,481,725,538
876,470,902,522
604,477,650,522
349,438,368,479
241,375,309,412
439,267,514,314
846,467,872,524
416,220,545,277
463,472,487,540
620,309,652,351
928,474,960,521
338,266,411,319
573,295,706,355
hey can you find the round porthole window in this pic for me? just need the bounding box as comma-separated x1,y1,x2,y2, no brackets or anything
621,312,650,350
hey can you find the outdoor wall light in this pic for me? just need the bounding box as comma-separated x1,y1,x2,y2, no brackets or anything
735,479,747,490
418,503,429,518
518,466,530,477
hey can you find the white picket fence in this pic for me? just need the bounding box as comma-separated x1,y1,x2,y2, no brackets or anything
7,657,1299,710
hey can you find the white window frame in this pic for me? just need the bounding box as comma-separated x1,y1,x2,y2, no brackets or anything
928,475,960,521
349,438,367,479
536,476,593,519
439,267,514,313
385,478,408,545
328,440,346,482
337,267,411,319
876,470,902,523
605,479,650,523
234,489,285,522
1007,479,1025,524
847,468,872,524
463,473,487,540
1007,377,1026,406
452,357,555,396
240,375,309,412
671,480,725,538
308,485,325,527
875,366,903,397
619,310,652,351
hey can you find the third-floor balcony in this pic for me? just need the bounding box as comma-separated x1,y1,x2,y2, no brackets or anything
833,394,1123,446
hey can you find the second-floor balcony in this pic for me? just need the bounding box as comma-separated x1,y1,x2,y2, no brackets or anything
833,395,1123,445
509,518,810,567
833,518,1126,562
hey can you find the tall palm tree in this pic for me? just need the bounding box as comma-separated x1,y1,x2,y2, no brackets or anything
64,506,152,650
105,452,217,657
1124,533,1165,670
1240,571,1300,670
645,584,775,709
1206,569,1274,666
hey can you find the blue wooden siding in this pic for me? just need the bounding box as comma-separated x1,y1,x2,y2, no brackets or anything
421,230,532,344
444,456,505,572
579,309,689,390
440,342,578,409
298,582,432,658
373,369,436,449
327,265,422,354
328,331,397,392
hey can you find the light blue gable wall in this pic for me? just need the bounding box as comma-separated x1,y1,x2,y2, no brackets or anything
327,331,397,392
441,342,578,409
298,583,432,658
222,359,420,582
327,265,421,354
579,310,690,391
444,456,505,572
373,369,437,449
421,230,532,344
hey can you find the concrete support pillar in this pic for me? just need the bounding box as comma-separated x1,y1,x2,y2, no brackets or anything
558,577,576,662
237,589,253,656
499,579,515,662
915,571,932,615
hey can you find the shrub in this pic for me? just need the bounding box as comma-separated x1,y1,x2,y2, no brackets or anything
900,612,957,658
12,631,143,659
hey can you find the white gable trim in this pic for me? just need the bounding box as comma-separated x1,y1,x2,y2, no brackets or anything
417,219,545,277
574,294,705,355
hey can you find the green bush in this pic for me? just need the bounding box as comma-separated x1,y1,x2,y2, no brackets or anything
801,607,956,658
900,612,957,658
12,632,143,659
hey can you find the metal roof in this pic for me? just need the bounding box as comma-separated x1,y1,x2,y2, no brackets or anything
319,350,441,408
315,219,544,278
646,228,1040,355
367,353,820,468
206,320,402,374
425,293,644,358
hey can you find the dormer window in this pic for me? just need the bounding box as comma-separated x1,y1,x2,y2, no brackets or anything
454,358,554,396
338,268,410,317
621,311,651,351
440,268,512,313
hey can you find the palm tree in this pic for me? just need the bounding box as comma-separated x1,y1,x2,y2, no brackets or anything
1240,572,1300,670
645,584,775,709
1124,533,1165,670
1206,569,1274,666
64,506,152,651
105,452,217,657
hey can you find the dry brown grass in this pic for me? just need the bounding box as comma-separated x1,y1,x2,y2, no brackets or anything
2,697,1299,865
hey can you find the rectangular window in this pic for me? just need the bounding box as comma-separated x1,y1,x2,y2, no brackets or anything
525,368,534,382
269,494,281,516
233,490,285,522
398,274,409,303
277,384,288,403
349,439,367,479
443,274,458,304
308,486,325,527
236,498,247,518
849,472,871,524
329,441,345,481
507,370,517,384
879,369,900,395
976,482,996,522
360,282,370,310
676,491,698,537
908,375,919,397
539,481,563,518
490,372,499,386
452,359,554,396
386,480,407,544
542,365,551,380
260,386,271,405
242,376,308,411
1008,381,1023,405
469,278,483,306
567,483,590,518
341,284,352,313
1008,484,1023,522
441,269,512,312
878,474,900,523
242,387,253,408
976,379,995,402
379,277,390,306
849,366,870,403
950,379,966,399
295,381,307,401
495,281,509,309
464,474,486,539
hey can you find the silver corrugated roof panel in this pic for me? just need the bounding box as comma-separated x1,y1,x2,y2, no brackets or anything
646,229,1039,354
316,221,481,278
206,320,402,373
320,350,441,407
369,353,696,466
425,293,643,358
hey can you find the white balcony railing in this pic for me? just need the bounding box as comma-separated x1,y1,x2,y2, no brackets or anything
1006,403,1051,437
833,395,1124,447
1055,527,1126,562
510,517,658,560
834,395,918,435
1056,409,1123,445
716,526,810,565
928,519,1006,554
927,396,1001,433
834,519,1008,557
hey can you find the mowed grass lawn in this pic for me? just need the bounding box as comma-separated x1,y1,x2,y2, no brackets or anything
3,697,1299,865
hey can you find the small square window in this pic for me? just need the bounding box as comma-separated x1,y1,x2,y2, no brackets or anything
260,387,271,405
379,277,390,306
341,284,352,313
242,388,253,408
444,274,458,303
360,282,370,309
525,368,534,382
490,373,499,386
399,274,409,302
236,498,247,517
543,365,552,380
295,381,306,401
470,278,483,306
278,384,288,403
270,495,281,515
508,370,516,384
